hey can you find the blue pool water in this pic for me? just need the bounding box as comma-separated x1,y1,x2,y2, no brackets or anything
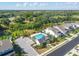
35,34,45,40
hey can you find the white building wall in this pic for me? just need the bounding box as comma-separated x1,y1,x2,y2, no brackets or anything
76,24,79,28
44,28,57,37
35,40,40,45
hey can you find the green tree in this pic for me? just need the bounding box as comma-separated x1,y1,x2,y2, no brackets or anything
0,18,11,26
13,16,25,23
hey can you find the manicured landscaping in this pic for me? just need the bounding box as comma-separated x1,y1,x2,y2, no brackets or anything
33,27,79,54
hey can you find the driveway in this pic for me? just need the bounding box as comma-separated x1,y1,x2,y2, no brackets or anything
15,37,39,56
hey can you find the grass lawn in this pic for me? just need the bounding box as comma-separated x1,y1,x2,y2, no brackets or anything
34,47,51,54
34,39,65,54
33,37,65,54
33,34,67,54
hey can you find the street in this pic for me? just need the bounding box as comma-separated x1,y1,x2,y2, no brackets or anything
47,36,79,56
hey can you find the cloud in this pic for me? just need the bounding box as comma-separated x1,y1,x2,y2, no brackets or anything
23,2,29,7
15,2,79,10
32,2,38,6
16,2,49,8
16,3,21,7
38,3,48,7
27,2,39,7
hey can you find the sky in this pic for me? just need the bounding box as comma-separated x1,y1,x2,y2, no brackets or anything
0,2,79,10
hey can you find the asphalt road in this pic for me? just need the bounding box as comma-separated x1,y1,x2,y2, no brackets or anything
47,36,79,56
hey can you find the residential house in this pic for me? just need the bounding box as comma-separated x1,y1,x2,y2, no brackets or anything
15,37,39,56
65,23,78,30
74,23,79,28
0,40,15,56
53,25,69,35
44,27,63,38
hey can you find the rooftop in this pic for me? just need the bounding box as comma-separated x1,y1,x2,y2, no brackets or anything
0,40,13,55
15,37,39,56
48,27,61,36
55,25,68,34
